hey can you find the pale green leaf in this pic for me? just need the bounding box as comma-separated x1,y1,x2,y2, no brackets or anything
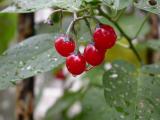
103,60,160,120
0,33,64,90
1,0,82,13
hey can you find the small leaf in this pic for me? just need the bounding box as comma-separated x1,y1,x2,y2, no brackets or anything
135,0,160,15
0,33,64,90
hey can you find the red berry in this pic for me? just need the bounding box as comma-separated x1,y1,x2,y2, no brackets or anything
93,24,117,50
84,43,105,66
54,35,75,57
66,53,86,75
54,69,66,80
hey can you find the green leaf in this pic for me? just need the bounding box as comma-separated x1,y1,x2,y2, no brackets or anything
45,91,82,120
0,13,17,54
103,60,160,120
1,0,82,13
117,13,149,38
83,65,104,86
135,0,160,15
145,40,160,51
0,33,65,90
76,87,128,120
103,0,133,10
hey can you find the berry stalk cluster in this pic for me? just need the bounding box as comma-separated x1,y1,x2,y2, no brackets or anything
54,23,117,75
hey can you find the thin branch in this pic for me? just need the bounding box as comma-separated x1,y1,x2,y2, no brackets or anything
66,15,91,34
134,13,150,38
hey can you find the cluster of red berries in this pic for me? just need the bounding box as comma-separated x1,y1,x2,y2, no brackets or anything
54,23,117,75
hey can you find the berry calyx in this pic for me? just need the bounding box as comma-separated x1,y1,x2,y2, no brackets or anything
84,43,105,66
93,24,117,50
66,53,86,75
54,35,75,57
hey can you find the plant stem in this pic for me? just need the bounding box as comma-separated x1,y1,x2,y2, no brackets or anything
134,13,150,38
66,15,91,35
84,18,93,39
98,7,143,65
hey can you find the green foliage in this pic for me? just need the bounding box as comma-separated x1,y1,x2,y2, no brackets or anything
0,34,64,89
0,13,17,54
103,0,133,10
145,40,160,51
1,0,82,13
135,0,160,15
0,0,160,120
103,60,160,120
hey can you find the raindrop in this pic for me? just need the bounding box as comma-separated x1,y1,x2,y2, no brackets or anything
52,57,58,61
26,65,32,70
109,74,118,79
104,63,112,70
120,115,125,119
35,46,39,50
34,69,42,74
18,61,25,68
47,54,51,58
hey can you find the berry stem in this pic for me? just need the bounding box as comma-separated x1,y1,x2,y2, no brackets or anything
84,18,93,40
66,14,92,35
98,7,143,66
134,13,150,38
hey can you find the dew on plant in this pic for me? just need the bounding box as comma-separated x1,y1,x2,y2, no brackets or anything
34,69,42,74
52,57,58,61
109,74,118,79
120,115,125,119
26,65,32,70
35,46,39,50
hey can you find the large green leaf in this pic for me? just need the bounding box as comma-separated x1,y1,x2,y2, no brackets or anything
135,0,160,15
0,13,17,54
0,33,64,90
145,40,160,51
75,87,128,120
1,0,82,13
103,0,133,10
103,60,160,120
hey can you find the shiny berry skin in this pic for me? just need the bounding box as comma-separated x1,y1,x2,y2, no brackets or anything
66,53,86,75
84,43,105,66
54,69,66,80
54,35,75,57
93,24,117,50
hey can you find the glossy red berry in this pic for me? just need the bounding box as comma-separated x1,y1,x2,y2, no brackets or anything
93,24,117,50
54,35,75,57
54,69,66,80
66,53,86,75
84,43,105,66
